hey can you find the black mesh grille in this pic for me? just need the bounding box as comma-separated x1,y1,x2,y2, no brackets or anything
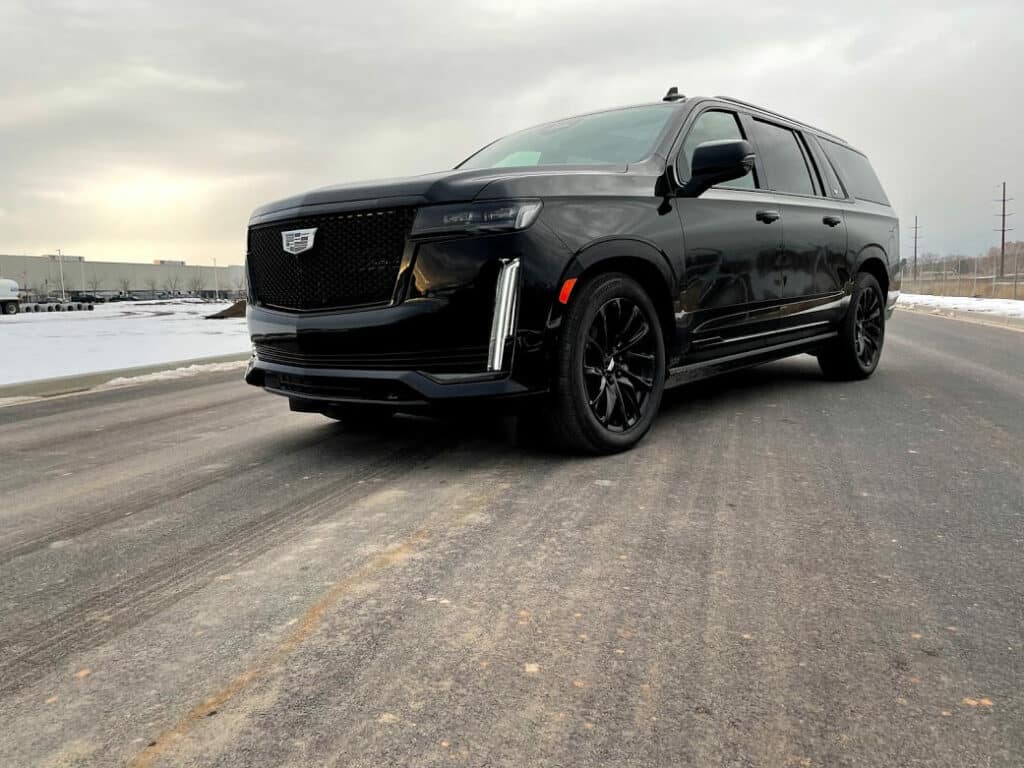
247,208,416,311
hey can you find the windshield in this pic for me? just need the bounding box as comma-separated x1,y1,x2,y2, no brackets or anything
459,104,676,170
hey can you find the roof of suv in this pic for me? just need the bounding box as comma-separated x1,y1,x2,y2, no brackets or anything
579,93,850,148
709,95,848,145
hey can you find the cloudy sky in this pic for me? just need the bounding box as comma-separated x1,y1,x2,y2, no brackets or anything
1,0,1021,265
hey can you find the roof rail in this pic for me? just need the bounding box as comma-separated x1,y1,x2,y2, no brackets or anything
713,95,848,144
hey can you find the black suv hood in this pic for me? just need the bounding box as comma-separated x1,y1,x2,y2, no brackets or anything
248,164,637,224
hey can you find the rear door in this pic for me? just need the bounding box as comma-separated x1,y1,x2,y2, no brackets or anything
745,118,848,317
674,108,784,350
813,136,900,312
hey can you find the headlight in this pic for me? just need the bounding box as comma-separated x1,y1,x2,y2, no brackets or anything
411,200,542,237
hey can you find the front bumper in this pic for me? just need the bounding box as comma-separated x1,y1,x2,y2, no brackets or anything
245,225,569,407
245,357,536,407
245,288,540,406
886,289,899,318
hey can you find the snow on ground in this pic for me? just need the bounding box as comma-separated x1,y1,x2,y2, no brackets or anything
3,293,1018,389
100,360,249,389
897,292,1024,318
0,300,249,386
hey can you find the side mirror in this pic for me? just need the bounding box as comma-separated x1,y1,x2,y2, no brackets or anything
677,139,755,198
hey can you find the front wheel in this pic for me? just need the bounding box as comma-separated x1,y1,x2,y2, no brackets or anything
2,302,18,315
818,271,885,380
540,273,666,454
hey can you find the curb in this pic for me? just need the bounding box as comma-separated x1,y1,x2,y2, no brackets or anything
0,353,250,400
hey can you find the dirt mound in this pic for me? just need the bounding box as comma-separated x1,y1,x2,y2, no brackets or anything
206,300,247,319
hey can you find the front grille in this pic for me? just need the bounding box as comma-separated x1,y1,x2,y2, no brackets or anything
254,341,489,374
247,207,416,311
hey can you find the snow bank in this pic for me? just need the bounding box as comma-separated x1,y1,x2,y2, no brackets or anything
100,360,248,389
0,300,249,385
897,293,1024,319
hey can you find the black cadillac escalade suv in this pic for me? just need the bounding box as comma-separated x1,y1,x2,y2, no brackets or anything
245,89,899,453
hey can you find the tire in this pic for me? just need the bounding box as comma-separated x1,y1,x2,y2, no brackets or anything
818,271,885,380
539,272,666,454
2,302,18,315
322,405,395,430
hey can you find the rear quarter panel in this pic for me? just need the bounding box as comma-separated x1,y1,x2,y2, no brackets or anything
844,199,901,300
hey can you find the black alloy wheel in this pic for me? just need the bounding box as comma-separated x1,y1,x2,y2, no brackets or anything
582,297,658,432
535,272,666,454
818,271,885,380
853,284,883,369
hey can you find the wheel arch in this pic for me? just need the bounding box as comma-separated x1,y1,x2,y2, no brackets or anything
854,248,891,298
547,238,677,351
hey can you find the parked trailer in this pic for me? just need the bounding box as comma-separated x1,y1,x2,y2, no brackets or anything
1,282,96,314
1,278,20,315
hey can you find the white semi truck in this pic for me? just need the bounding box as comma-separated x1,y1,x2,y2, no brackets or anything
0,278,20,315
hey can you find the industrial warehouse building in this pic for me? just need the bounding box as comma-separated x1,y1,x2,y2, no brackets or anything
0,254,246,300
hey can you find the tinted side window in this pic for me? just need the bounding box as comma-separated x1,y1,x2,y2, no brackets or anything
820,139,890,205
808,135,847,198
681,110,755,190
750,120,815,196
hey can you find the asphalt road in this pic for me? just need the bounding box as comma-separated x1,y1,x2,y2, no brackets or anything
1,310,1021,768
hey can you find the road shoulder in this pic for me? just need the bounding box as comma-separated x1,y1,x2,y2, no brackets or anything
894,305,1024,333
0,353,250,402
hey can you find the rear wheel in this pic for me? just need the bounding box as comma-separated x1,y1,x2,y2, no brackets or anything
540,273,665,454
3,302,19,315
818,271,885,380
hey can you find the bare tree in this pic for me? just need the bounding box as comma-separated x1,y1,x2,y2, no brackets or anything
145,277,158,296
119,277,132,294
164,273,182,294
188,275,205,295
87,274,104,292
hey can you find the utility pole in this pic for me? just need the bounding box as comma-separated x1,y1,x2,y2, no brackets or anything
212,258,220,301
995,182,1014,280
1000,182,1006,277
910,216,921,282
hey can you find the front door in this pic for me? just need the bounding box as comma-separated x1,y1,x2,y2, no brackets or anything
674,108,784,353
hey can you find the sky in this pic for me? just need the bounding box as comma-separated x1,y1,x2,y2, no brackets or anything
1,0,1021,265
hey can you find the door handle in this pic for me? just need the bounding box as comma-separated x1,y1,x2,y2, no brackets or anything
823,215,842,227
756,210,780,224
